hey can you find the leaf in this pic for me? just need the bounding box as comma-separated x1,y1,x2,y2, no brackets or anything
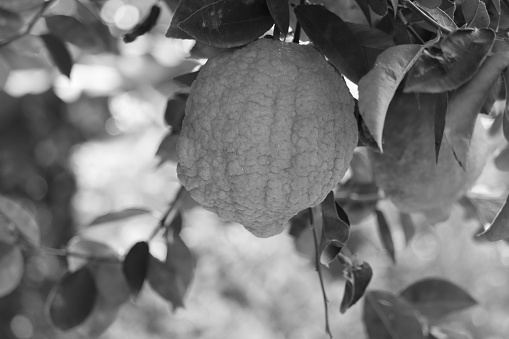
462,0,490,28
164,0,180,11
363,290,425,339
156,132,179,165
123,5,161,43
404,29,496,93
147,233,196,309
340,260,373,313
357,44,423,152
467,194,506,227
0,7,23,39
433,92,448,163
0,242,24,297
88,208,151,226
428,327,473,339
40,34,73,78
414,6,458,32
0,195,40,246
320,191,350,254
368,0,388,16
167,0,216,39
74,295,120,337
440,0,457,19
494,144,509,171
267,0,290,38
416,0,442,9
47,267,98,331
375,209,396,263
122,241,150,297
0,55,10,89
399,212,416,245
400,278,477,321
165,93,188,132
487,0,501,31
478,192,509,241
174,70,200,86
0,0,43,11
66,238,130,307
353,0,372,25
294,4,369,84
177,0,274,49
167,211,184,236
45,15,103,51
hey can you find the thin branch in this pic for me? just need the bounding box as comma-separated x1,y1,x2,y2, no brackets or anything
0,0,57,48
292,0,306,43
397,10,425,44
403,0,453,35
309,208,333,339
148,186,185,240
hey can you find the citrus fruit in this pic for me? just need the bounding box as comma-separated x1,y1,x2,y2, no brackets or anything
177,38,358,237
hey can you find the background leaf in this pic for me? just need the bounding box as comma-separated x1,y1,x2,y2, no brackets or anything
177,0,274,48
40,34,73,78
45,15,104,51
294,4,369,84
0,242,24,297
358,44,423,151
0,55,10,89
174,70,200,87
0,195,40,246
368,0,388,16
375,209,396,262
363,290,425,339
433,92,448,163
47,267,98,331
0,7,23,39
400,278,477,321
88,208,151,226
164,93,188,133
122,241,150,297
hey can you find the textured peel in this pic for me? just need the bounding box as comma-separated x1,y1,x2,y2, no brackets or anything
177,39,358,237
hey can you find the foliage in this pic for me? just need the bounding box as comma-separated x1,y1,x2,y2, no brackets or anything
2,0,509,338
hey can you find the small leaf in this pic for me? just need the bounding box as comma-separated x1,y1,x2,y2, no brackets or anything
0,195,40,246
399,212,416,245
478,192,509,241
45,15,103,51
147,234,196,309
363,290,425,339
0,7,23,39
494,144,509,171
122,241,150,297
375,209,396,263
174,70,200,86
404,29,496,93
164,93,188,132
433,92,448,163
88,208,151,226
47,267,98,331
294,4,369,84
368,0,388,16
358,44,423,152
400,278,477,320
40,34,73,78
340,260,373,313
267,0,290,38
0,242,24,297
177,0,274,48
156,132,179,165
123,5,161,43
462,0,490,28
467,194,506,227
320,191,350,253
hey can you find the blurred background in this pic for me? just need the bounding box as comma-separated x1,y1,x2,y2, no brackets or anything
2,0,509,338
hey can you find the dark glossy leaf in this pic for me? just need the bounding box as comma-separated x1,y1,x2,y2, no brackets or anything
0,7,23,39
358,44,423,151
156,132,179,165
46,15,103,51
405,29,496,93
40,34,73,78
416,0,442,9
400,278,477,320
267,0,289,38
0,242,24,297
177,0,274,48
48,267,97,331
294,4,368,84
0,195,40,246
167,0,215,39
340,261,373,313
321,191,350,253
164,93,188,132
399,212,416,245
462,0,490,28
363,290,425,339
375,209,396,263
368,0,388,16
123,5,161,43
354,0,372,25
433,92,448,163
122,241,150,297
88,208,151,226
148,234,196,309
174,70,200,86
494,144,509,171
344,22,395,66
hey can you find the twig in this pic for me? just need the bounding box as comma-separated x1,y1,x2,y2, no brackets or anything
403,0,453,35
37,246,120,263
309,208,333,339
292,0,306,43
397,10,425,44
148,186,185,240
0,0,57,48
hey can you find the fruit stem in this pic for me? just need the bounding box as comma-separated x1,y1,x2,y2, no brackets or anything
396,10,424,44
309,208,333,339
148,186,185,241
292,0,306,43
